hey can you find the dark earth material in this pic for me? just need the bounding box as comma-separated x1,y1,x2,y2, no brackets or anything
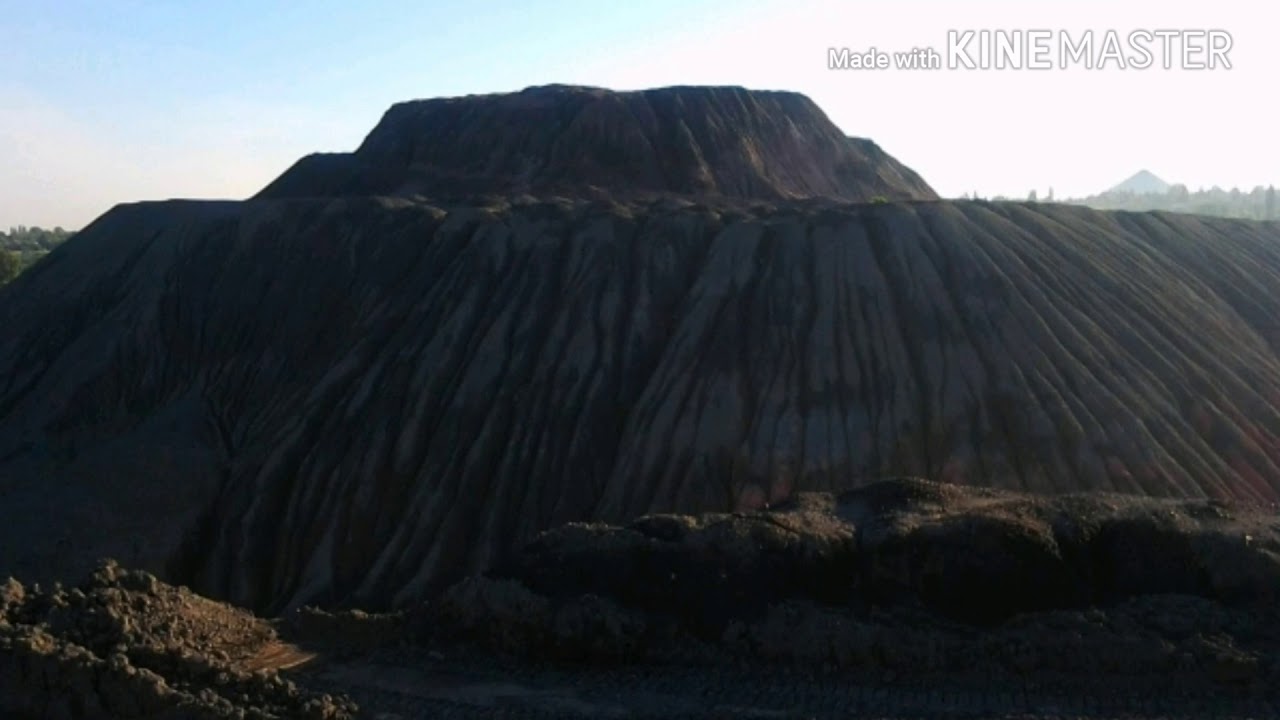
6,89,1280,616
4,85,1280,718
255,85,938,204
5,481,1279,718
4,195,1280,616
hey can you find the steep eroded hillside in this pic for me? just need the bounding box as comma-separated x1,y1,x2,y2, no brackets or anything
3,195,1280,613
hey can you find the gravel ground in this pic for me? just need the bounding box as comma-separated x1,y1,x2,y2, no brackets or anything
292,649,1279,719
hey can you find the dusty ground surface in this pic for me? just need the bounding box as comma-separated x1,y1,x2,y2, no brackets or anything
289,652,1280,720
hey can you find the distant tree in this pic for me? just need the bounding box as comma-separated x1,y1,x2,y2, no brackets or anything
1027,189,1038,202
1065,180,1280,220
0,225,73,253
0,250,20,285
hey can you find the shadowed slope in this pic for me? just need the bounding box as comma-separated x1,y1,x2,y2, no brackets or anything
3,195,1280,614
255,85,938,203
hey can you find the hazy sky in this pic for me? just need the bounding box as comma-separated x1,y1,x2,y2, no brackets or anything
2,0,1275,229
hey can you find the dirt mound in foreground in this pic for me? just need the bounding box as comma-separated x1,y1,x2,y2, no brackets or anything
419,479,1280,683
0,560,355,719
496,478,1280,626
5,481,1280,717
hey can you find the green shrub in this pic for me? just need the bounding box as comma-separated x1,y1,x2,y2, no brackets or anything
0,250,20,285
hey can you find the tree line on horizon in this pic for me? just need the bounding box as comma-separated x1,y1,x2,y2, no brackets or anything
1065,184,1279,220
968,185,1280,221
0,225,76,285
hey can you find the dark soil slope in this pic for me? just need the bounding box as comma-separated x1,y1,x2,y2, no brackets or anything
3,192,1280,614
255,85,938,203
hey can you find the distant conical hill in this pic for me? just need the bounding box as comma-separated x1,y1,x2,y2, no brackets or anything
1108,170,1171,195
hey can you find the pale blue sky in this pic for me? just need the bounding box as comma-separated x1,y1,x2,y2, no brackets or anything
2,0,1275,229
